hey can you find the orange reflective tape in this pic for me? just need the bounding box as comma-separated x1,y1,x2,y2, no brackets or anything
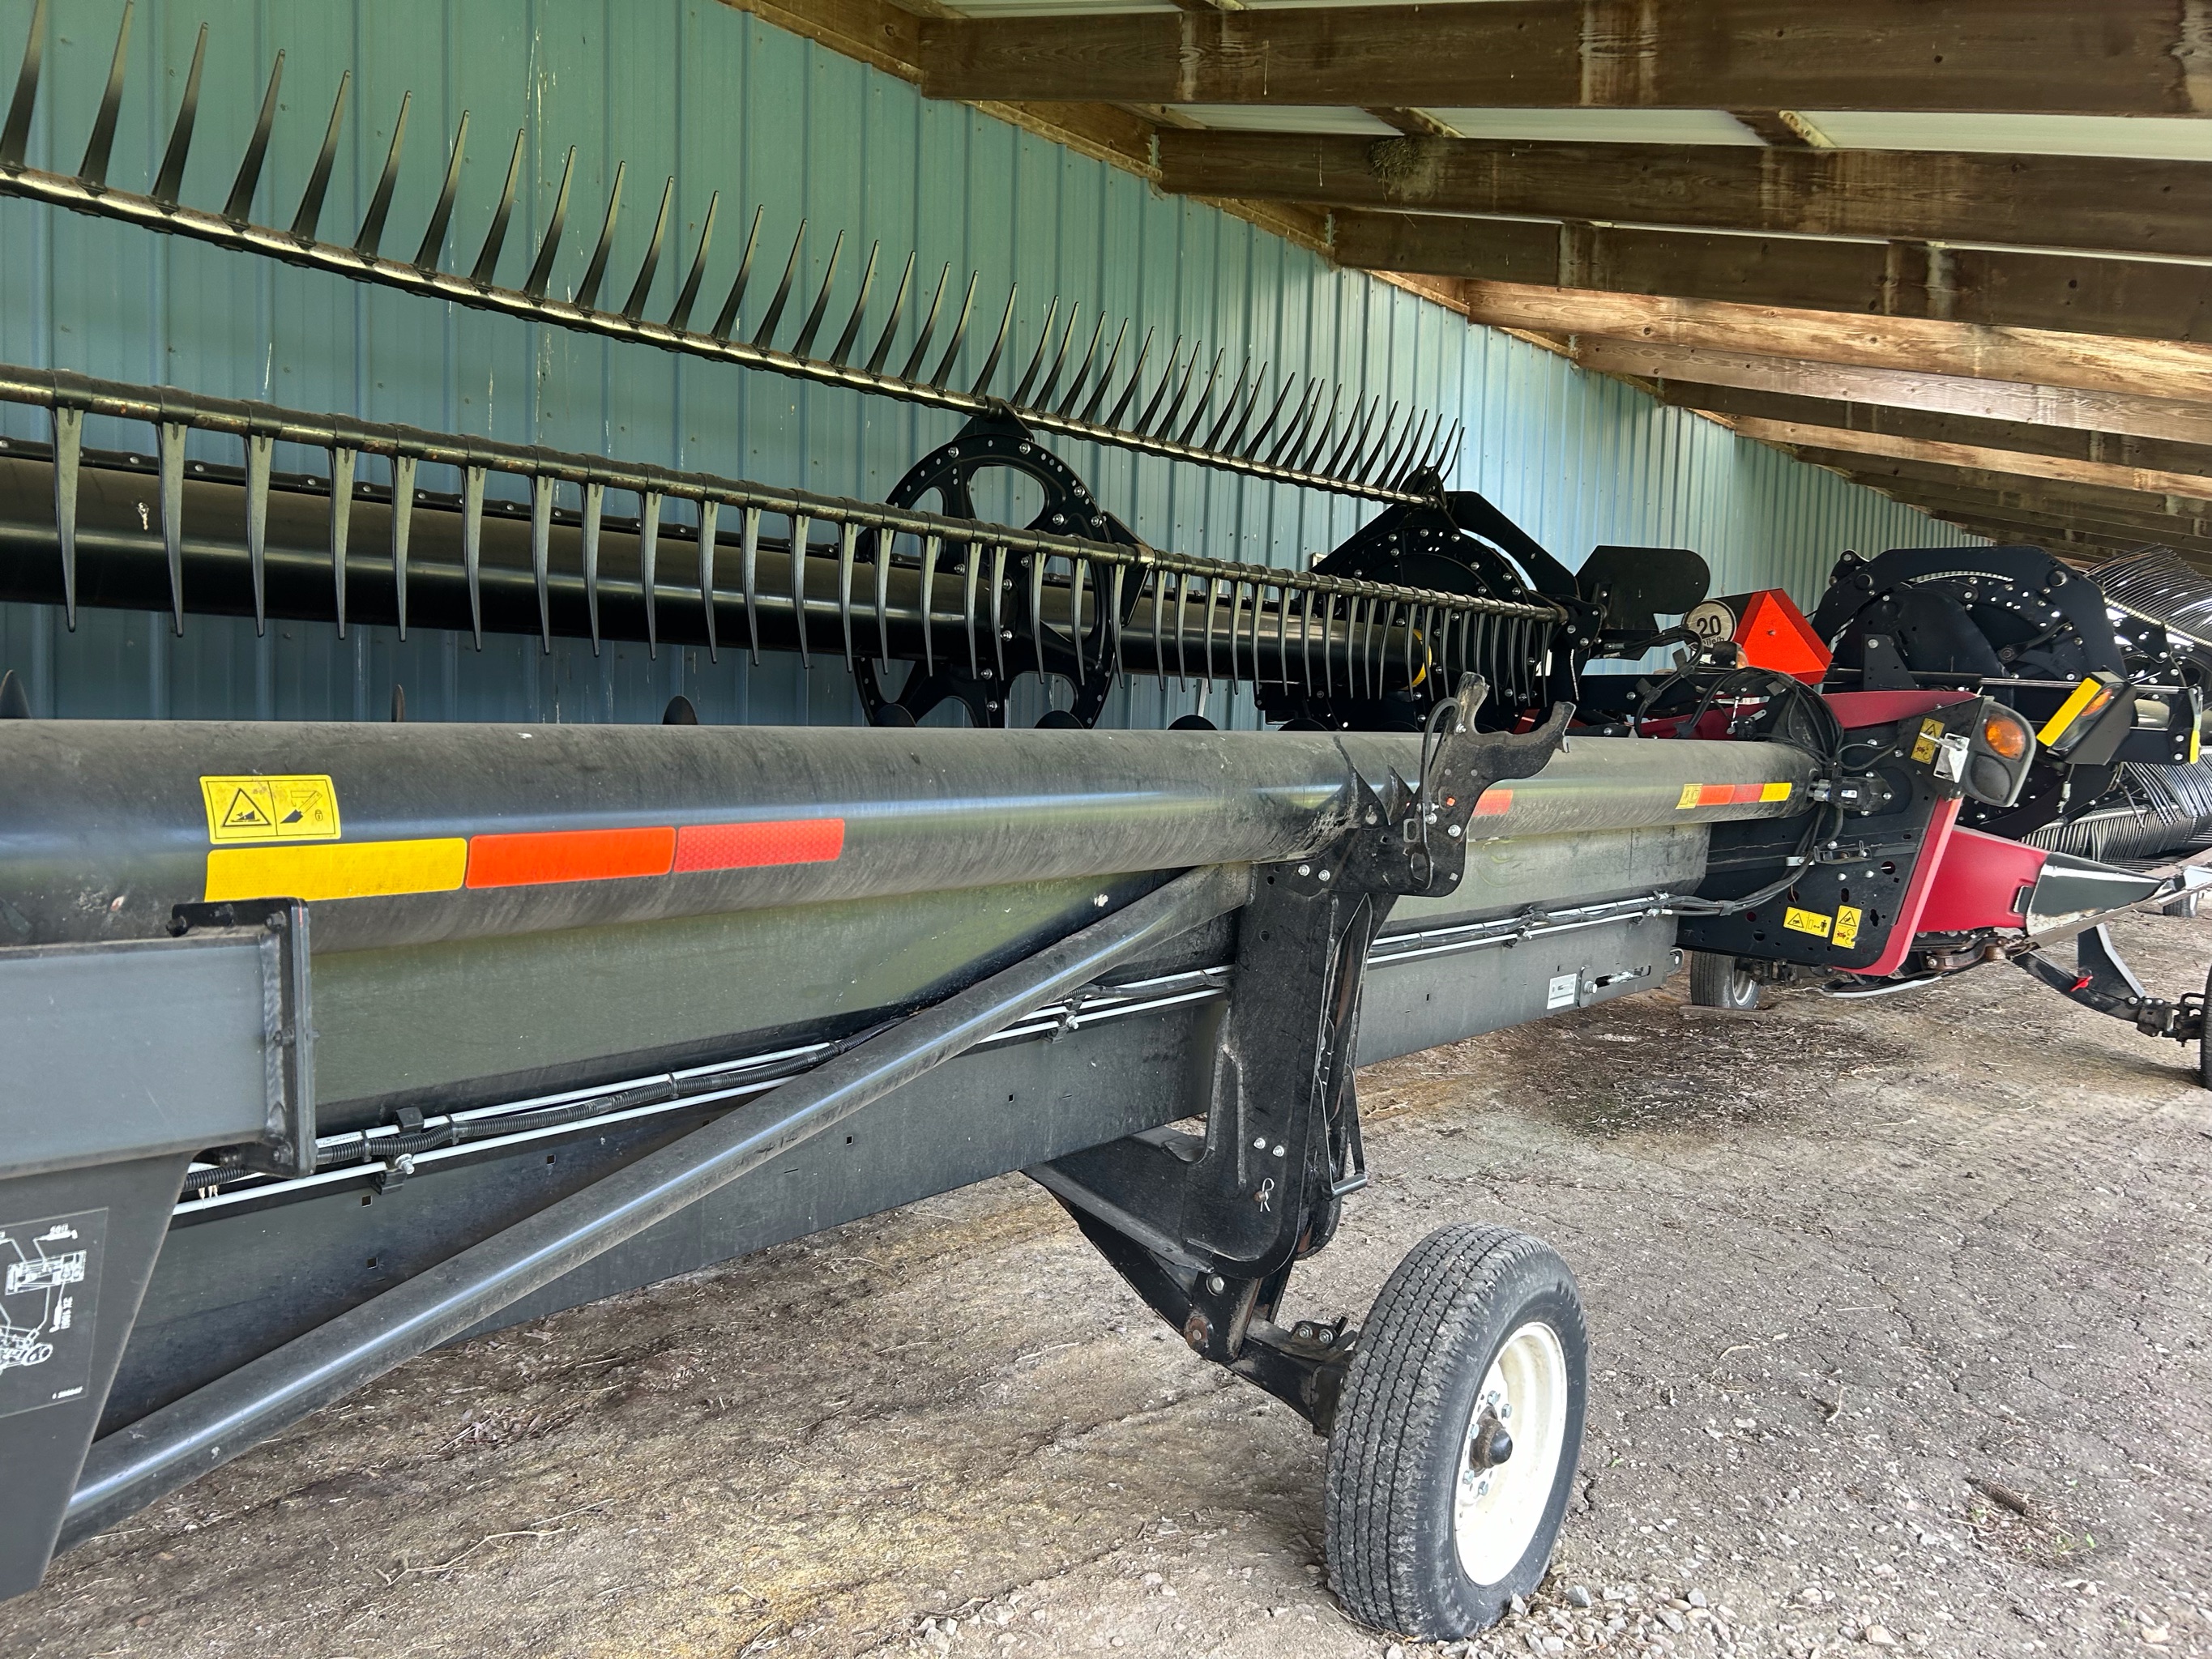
204,838,468,903
1471,788,1513,817
1730,783,1766,804
674,818,845,872
465,826,676,889
1697,784,1735,807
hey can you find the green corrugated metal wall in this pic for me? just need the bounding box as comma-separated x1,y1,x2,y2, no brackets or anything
0,0,1976,725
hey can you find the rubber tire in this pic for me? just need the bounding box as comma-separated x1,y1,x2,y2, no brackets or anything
1689,949,1761,1010
1324,1224,1589,1640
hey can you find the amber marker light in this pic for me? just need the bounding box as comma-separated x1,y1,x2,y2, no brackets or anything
1981,711,2031,761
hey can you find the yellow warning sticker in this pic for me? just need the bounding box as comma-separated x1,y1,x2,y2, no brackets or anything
1676,782,1703,810
200,774,341,844
1783,906,1833,939
1833,904,1863,949
1909,716,1943,766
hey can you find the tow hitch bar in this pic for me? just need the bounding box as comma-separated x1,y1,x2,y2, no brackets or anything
2018,922,2206,1046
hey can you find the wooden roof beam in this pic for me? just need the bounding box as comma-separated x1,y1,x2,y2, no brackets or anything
1330,215,2212,348
1575,339,2212,450
1647,383,2212,481
917,2,2212,117
1732,420,2212,505
1804,458,2212,536
1157,134,2210,259
1448,282,2212,404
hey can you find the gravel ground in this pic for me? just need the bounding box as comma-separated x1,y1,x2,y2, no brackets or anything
5,910,2209,1659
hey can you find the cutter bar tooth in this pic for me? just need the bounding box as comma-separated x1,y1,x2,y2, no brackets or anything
638,489,661,658
330,444,357,638
150,22,207,209
412,109,468,271
290,70,352,244
520,145,576,298
667,190,720,332
0,0,49,173
575,160,626,312
788,228,844,360
391,452,416,641
622,177,675,322
579,479,604,655
78,0,133,190
741,505,762,663
827,240,878,366
49,402,79,629
243,430,270,635
354,92,413,258
698,497,720,661
462,463,487,648
711,204,763,341
156,419,185,635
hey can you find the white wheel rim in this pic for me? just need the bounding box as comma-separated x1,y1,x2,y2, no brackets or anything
1451,1319,1569,1586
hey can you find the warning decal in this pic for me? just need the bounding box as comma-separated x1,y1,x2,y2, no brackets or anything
0,1207,105,1421
1833,905,1864,950
1909,718,1944,766
1783,906,1833,939
201,775,341,844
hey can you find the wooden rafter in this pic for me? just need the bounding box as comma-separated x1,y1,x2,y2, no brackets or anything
916,2,2212,116
1575,339,2212,448
1155,134,2210,258
1648,384,2212,482
1450,283,2212,404
1732,420,2212,504
1330,215,2212,347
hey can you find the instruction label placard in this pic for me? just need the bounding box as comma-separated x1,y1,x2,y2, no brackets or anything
0,1208,105,1420
200,774,341,844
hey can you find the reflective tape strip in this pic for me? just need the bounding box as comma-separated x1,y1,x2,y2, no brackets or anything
674,818,845,872
204,838,468,903
2037,677,2107,746
1676,781,1796,810
466,826,677,889
1761,782,1793,802
1471,788,1512,817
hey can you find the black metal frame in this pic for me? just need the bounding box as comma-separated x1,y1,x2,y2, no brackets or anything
1038,680,1570,1428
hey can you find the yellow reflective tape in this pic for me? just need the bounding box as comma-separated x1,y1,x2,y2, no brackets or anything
200,774,341,843
1675,783,1702,809
2193,723,2203,765
203,838,468,903
1833,905,1863,949
1760,781,1793,802
2037,678,2107,747
1783,906,1832,939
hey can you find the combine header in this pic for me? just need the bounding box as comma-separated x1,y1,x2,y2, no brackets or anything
2,3,2209,1640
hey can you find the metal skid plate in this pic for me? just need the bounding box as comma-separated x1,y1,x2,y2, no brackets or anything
0,928,300,1598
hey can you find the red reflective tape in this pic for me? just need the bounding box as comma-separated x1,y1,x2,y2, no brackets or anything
465,825,676,889
673,818,845,872
1472,788,1512,816
1697,784,1735,807
1730,783,1766,804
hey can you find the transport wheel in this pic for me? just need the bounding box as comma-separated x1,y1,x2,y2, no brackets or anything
1324,1224,1588,1640
1688,949,1760,1009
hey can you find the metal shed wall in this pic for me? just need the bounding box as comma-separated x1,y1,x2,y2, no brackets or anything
0,0,1975,726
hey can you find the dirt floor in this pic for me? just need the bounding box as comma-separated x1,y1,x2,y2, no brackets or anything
6,910,2210,1659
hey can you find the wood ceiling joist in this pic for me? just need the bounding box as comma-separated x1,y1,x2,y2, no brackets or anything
916,2,2212,116
1330,215,2212,347
1873,488,2212,553
1896,497,2212,558
1731,421,2212,503
1155,134,2210,259
1647,384,2212,483
1575,339,2212,449
1805,459,2212,536
1446,282,2212,404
